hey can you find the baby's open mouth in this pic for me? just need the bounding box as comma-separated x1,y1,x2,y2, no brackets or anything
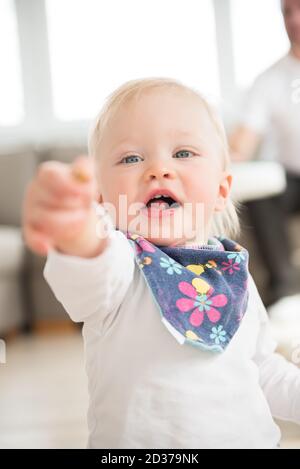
146,194,180,210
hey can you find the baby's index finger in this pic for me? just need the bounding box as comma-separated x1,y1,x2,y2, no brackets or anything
37,161,89,197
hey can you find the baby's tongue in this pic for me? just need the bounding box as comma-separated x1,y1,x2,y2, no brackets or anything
148,201,169,211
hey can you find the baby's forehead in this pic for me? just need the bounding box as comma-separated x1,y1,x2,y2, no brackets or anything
96,86,222,155
126,86,206,110
110,88,213,130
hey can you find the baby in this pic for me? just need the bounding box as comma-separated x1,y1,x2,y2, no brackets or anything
23,78,300,449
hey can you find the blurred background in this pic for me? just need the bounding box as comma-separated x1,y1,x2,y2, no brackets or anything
0,0,300,448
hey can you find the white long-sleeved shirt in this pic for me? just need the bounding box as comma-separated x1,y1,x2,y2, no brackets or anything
44,230,300,449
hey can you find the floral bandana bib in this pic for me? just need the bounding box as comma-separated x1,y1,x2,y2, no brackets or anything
127,233,249,353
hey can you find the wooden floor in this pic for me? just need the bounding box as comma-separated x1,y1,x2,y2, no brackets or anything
0,332,299,449
0,333,88,449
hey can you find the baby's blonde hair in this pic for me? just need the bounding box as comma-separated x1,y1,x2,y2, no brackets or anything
88,77,240,239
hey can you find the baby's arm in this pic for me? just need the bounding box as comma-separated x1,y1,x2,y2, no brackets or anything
251,278,300,424
43,230,135,325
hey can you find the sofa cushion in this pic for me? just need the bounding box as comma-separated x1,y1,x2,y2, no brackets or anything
231,161,286,203
0,150,37,226
0,226,25,275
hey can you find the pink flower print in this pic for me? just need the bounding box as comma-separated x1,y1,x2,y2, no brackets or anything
221,259,240,275
176,278,228,327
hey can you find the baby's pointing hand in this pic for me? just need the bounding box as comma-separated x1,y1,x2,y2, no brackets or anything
22,156,108,258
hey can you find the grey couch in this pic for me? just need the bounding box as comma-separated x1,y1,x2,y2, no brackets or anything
0,150,36,334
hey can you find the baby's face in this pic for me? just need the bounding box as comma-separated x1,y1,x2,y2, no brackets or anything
96,89,231,246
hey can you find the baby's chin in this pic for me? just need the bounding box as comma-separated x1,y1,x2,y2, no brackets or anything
117,214,207,246
129,229,203,247
146,237,210,248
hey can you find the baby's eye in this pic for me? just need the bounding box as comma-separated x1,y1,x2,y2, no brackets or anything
120,155,143,164
173,150,195,159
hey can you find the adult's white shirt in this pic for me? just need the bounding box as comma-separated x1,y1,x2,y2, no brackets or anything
241,53,300,175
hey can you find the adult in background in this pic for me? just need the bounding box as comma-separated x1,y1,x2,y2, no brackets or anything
230,0,300,308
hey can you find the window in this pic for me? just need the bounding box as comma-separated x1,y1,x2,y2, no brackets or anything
230,0,290,90
0,0,24,126
46,0,220,121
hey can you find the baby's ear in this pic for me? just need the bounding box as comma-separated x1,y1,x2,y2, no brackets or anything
215,172,232,212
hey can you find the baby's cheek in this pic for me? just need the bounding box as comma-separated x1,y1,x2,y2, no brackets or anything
189,180,218,206
189,183,219,222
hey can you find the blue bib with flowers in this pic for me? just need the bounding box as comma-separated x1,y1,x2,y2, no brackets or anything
127,233,249,353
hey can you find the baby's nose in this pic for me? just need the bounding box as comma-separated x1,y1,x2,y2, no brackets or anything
143,164,176,181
